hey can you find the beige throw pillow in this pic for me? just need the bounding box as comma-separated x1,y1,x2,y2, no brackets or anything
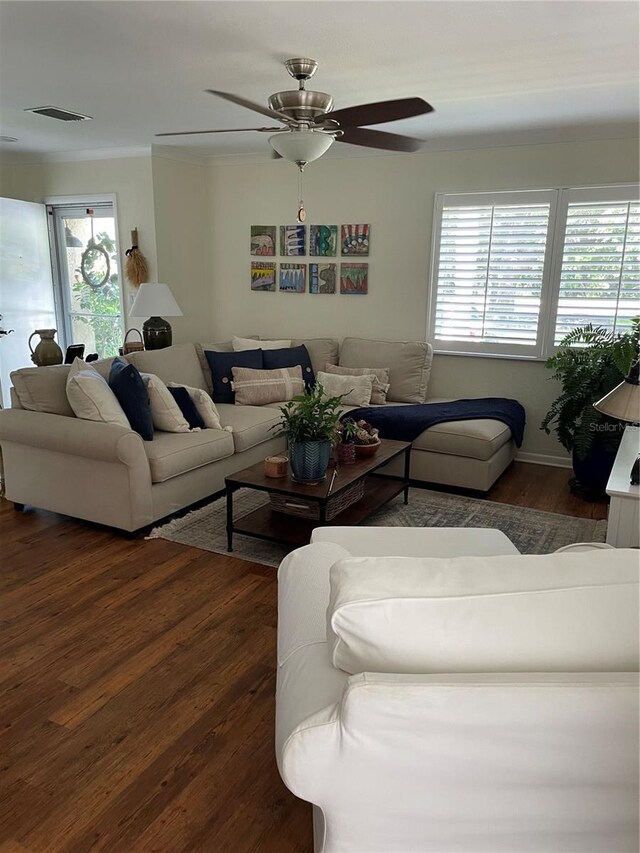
231,366,304,406
141,374,190,433
66,358,130,428
317,371,375,407
168,383,226,430
323,363,390,405
232,335,291,352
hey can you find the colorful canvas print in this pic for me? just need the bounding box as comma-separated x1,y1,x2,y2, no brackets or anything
251,261,277,291
250,226,276,256
309,263,337,294
280,224,306,256
279,263,306,293
340,263,368,295
341,224,370,255
309,225,337,257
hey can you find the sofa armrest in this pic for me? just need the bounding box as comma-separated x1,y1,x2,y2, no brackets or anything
0,409,144,465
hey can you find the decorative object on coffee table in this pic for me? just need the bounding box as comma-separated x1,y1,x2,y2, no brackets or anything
337,419,357,465
129,282,183,350
28,329,63,366
264,455,288,478
273,383,344,483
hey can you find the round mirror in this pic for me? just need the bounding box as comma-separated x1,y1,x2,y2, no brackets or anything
80,243,111,289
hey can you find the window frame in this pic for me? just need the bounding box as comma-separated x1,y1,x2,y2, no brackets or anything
427,183,639,361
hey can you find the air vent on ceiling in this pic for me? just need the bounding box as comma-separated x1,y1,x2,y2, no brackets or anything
24,106,92,122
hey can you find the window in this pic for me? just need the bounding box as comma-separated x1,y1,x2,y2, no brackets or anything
48,201,124,358
428,184,639,359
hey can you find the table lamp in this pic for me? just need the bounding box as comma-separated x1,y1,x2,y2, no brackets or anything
129,283,182,350
594,359,640,485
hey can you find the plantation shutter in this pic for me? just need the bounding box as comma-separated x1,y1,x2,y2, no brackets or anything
430,190,555,356
553,191,640,344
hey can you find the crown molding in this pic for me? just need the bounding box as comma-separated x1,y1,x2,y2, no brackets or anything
150,144,208,166
0,145,152,166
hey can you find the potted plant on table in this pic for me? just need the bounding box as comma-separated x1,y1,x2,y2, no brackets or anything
274,383,344,483
541,319,639,495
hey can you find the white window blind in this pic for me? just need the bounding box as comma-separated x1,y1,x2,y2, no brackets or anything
428,185,639,359
553,194,640,344
430,191,555,356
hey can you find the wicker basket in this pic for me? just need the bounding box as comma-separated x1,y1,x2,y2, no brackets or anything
270,478,365,520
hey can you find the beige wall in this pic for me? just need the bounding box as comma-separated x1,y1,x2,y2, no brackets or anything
0,156,158,320
206,137,639,460
149,155,211,344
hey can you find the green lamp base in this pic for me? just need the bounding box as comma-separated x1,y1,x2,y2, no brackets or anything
143,316,172,350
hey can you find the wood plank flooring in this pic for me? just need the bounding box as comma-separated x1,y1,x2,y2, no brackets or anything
0,462,607,852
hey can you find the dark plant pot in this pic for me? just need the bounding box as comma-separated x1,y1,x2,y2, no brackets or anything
289,440,332,483
572,442,618,494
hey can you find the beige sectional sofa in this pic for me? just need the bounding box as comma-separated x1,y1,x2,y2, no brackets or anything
0,336,517,531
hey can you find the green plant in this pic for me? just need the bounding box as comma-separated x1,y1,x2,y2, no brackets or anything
338,417,359,444
541,319,639,459
273,383,344,444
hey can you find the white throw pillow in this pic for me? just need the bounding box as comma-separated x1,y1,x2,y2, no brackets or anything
66,358,130,428
168,382,228,431
327,550,640,675
141,374,190,433
232,335,291,351
317,370,374,407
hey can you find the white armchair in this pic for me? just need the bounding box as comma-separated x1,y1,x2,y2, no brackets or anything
276,528,639,853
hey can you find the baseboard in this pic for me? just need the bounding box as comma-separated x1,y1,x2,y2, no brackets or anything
516,451,572,469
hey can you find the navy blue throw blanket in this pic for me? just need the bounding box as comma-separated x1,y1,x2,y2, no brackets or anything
343,398,526,447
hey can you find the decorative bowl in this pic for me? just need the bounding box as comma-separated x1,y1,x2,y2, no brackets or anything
354,440,381,458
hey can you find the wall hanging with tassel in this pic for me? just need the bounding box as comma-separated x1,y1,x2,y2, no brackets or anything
124,228,149,289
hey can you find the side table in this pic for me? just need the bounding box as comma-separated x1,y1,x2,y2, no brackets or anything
605,425,640,547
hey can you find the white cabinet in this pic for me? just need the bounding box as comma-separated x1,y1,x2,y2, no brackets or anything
606,426,640,548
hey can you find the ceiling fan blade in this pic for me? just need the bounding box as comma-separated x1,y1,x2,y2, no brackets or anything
155,126,281,137
206,90,290,123
337,126,424,153
271,149,282,160
319,97,433,128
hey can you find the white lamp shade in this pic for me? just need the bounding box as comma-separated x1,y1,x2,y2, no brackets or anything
269,130,334,164
130,282,183,318
594,378,640,423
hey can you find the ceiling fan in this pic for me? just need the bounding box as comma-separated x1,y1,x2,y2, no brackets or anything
157,58,434,169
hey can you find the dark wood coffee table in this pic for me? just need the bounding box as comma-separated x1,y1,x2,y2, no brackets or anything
224,439,411,551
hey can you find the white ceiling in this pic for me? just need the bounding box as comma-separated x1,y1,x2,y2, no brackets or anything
0,0,638,164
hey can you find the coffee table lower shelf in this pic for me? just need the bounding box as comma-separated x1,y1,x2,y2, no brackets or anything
232,476,404,548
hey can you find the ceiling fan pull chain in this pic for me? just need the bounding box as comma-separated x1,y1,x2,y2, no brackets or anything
297,168,306,223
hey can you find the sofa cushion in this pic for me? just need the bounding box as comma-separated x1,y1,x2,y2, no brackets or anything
323,363,390,405
126,344,207,392
317,370,374,407
168,386,206,430
67,358,130,428
339,337,433,403
11,364,74,416
233,335,291,351
196,338,259,395
413,405,512,461
168,383,224,430
205,348,264,404
327,549,639,675
291,338,339,376
232,366,304,406
144,428,234,483
216,403,281,453
263,345,315,388
109,358,154,441
141,374,190,433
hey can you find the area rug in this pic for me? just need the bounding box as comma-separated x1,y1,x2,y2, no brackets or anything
147,487,607,568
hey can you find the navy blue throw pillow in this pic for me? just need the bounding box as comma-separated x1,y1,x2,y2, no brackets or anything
108,357,154,441
168,386,206,430
262,345,315,388
205,348,264,404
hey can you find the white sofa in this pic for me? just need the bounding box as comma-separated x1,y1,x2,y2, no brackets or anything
0,337,517,531
276,528,639,853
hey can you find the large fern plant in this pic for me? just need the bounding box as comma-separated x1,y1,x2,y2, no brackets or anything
541,319,639,459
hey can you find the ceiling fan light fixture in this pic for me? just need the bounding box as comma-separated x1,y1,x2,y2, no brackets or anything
268,129,334,167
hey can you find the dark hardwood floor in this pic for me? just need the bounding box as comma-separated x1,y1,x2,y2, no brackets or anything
0,462,607,852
